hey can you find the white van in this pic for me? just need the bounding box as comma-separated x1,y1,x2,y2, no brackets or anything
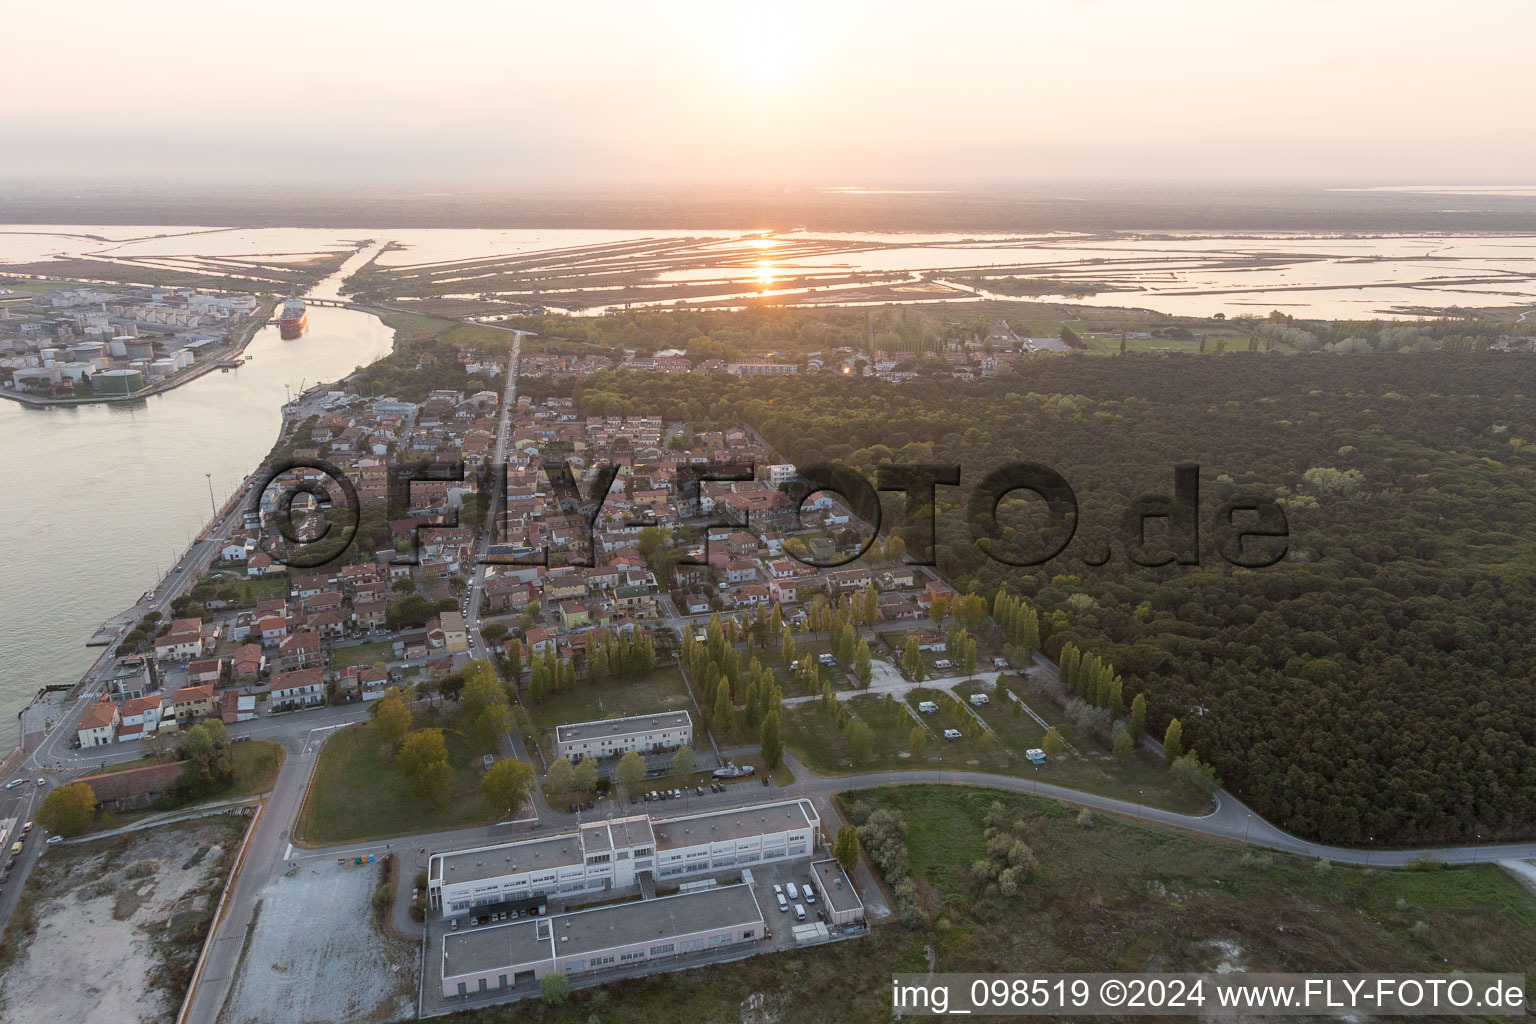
934,659,952,670
943,728,963,741
818,653,835,666
917,701,939,714
969,693,990,706
777,892,789,913
793,903,806,922
785,882,799,900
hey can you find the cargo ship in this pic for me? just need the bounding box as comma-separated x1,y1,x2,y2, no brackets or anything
278,297,307,339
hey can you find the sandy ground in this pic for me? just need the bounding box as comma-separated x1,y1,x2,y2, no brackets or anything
219,857,417,1024
0,816,246,1024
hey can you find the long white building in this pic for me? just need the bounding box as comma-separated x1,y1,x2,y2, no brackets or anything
428,799,820,916
439,883,766,997
554,710,692,761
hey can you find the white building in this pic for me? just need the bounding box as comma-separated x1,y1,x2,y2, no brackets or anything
76,700,119,748
765,463,797,486
439,884,765,998
428,800,820,916
554,710,692,762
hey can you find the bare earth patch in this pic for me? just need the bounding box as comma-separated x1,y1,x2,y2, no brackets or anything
219,857,417,1024
0,816,246,1024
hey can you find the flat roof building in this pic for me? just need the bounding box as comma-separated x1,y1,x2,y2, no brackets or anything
440,883,765,998
554,710,692,762
429,799,819,916
811,858,866,927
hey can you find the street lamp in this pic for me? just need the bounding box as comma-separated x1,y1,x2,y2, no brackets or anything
206,472,217,517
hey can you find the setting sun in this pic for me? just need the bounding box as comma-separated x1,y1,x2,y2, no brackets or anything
727,10,803,90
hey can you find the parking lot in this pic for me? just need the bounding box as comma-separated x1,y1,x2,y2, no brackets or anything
742,856,833,947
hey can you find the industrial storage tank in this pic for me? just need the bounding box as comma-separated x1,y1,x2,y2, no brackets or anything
92,368,144,394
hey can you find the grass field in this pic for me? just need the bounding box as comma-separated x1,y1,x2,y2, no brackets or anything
377,311,512,352
332,641,394,670
530,667,693,740
845,785,1536,978
784,683,1209,814
293,717,500,844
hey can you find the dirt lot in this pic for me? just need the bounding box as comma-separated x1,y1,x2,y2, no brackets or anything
0,815,247,1024
219,856,417,1024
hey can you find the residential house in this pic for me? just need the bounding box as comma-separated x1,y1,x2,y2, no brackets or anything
271,667,325,708
77,698,120,747
168,684,216,724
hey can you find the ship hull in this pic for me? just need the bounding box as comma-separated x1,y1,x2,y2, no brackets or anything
279,312,307,339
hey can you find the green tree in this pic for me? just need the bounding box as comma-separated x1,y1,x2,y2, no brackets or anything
670,745,696,780
482,757,534,815
480,622,507,643
833,824,861,871
1170,749,1222,795
846,719,876,764
545,755,575,795
712,681,735,734
37,781,96,837
572,757,599,794
539,971,571,1006
902,636,926,682
761,708,783,769
1041,726,1063,757
616,750,647,790
1129,693,1148,738
1163,718,1184,762
909,725,927,752
372,689,411,755
1112,725,1134,761
397,729,452,804
853,640,873,689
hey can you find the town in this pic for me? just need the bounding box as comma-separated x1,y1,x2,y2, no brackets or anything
0,284,269,401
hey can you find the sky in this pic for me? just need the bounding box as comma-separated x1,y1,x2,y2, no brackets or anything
5,0,1534,185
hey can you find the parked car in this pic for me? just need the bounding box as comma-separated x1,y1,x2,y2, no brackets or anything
793,903,806,922
4,780,23,790
803,882,816,906
776,893,789,913
772,883,783,896
46,835,63,846
695,785,704,796
943,728,963,740
785,882,799,900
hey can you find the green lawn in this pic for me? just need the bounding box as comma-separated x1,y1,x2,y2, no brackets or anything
843,785,1536,978
783,684,1209,813
293,717,500,844
784,694,921,773
332,641,394,670
746,639,855,697
530,667,693,739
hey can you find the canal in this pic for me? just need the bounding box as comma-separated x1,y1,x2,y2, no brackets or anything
0,248,394,729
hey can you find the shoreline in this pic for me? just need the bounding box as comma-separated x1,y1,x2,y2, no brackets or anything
3,288,388,765
0,298,277,409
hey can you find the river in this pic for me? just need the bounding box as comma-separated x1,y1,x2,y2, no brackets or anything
0,248,394,731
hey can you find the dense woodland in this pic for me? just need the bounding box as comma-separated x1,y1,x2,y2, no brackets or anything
565,352,1536,846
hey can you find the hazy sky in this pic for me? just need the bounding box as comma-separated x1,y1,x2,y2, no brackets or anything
5,0,1534,185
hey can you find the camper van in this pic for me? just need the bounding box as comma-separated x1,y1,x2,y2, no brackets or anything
917,701,939,714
